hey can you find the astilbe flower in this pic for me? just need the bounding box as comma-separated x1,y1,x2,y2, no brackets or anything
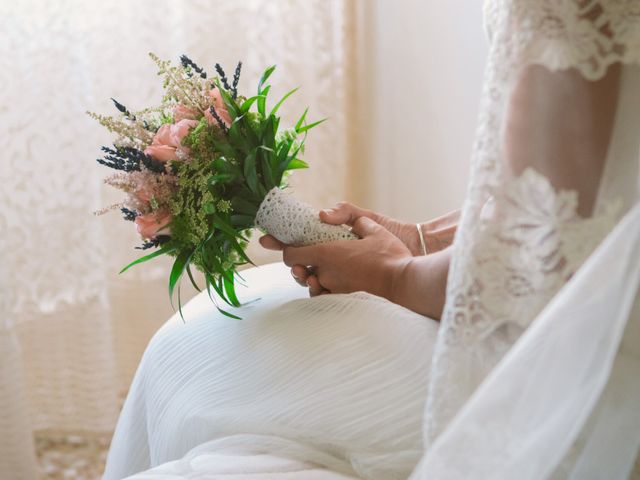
150,53,209,114
105,170,178,215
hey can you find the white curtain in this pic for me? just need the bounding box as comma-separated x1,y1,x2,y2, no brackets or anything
0,1,357,478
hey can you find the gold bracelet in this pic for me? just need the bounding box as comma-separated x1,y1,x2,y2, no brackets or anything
416,223,428,256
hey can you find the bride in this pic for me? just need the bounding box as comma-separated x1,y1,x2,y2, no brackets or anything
103,1,640,479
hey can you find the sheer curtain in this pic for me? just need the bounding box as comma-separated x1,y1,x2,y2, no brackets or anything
0,1,357,478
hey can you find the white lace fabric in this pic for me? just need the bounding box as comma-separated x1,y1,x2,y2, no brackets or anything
256,188,357,245
418,0,640,477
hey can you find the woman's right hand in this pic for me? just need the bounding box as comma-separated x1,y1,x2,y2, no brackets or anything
288,202,422,292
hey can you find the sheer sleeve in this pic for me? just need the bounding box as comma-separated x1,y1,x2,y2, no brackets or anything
414,1,640,478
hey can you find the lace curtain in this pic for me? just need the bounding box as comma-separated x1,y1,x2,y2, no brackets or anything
0,1,356,478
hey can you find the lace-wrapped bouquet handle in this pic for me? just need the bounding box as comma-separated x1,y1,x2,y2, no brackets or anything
90,54,354,318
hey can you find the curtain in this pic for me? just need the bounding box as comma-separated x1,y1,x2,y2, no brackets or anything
0,1,357,478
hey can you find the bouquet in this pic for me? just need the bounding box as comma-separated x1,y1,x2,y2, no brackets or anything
91,54,356,318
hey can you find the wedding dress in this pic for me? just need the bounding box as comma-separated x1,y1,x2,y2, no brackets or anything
104,1,640,479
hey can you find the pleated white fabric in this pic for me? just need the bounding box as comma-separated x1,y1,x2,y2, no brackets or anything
103,263,439,480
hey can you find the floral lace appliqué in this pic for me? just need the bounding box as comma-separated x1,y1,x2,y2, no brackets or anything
451,168,620,338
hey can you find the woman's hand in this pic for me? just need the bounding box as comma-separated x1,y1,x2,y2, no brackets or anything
260,202,420,292
319,202,424,256
261,216,412,298
285,216,411,299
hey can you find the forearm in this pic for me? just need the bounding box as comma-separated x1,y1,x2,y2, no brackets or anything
390,246,452,320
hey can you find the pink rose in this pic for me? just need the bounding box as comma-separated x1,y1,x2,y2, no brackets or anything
135,210,172,239
173,104,198,122
204,86,232,127
170,119,197,146
144,119,198,162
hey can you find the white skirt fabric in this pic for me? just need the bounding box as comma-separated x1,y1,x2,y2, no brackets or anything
103,263,440,480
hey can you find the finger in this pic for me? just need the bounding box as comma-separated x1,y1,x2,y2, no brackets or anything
291,264,309,287
282,244,322,267
307,275,326,297
259,235,285,251
319,202,373,226
351,216,382,238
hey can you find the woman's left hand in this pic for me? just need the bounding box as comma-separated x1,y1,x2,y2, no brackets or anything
261,217,412,298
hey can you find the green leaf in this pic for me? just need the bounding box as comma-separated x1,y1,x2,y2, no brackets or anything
223,275,241,307
243,150,259,194
231,196,259,216
286,158,309,170
228,121,250,156
240,95,261,113
214,79,240,118
186,264,202,292
205,273,242,320
120,245,175,274
217,305,242,320
270,87,299,117
169,250,191,305
260,151,275,189
212,214,248,242
295,107,309,131
276,140,294,173
208,172,234,185
258,65,276,94
296,118,326,134
230,214,255,228
177,283,186,322
257,85,270,117
226,234,255,265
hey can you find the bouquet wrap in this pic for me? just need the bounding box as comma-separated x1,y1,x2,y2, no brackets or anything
256,187,357,245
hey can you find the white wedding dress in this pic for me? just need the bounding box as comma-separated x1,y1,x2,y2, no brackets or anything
104,1,640,479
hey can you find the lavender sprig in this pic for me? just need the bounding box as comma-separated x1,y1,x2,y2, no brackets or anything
136,235,171,250
97,146,165,173
111,98,136,121
209,106,229,134
97,146,140,172
180,55,207,79
232,61,242,99
215,63,231,91
121,207,138,221
140,152,166,173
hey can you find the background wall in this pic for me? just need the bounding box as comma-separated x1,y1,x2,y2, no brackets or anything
354,0,488,221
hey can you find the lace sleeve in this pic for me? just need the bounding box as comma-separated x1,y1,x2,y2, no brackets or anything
486,0,640,80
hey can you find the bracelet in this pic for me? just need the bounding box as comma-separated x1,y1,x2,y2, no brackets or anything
416,223,428,256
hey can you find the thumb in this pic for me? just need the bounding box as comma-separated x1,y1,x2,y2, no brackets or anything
319,202,371,226
351,216,382,239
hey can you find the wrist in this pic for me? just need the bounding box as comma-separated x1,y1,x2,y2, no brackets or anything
387,256,413,305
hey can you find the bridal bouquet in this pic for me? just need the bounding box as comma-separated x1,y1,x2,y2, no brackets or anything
91,54,355,317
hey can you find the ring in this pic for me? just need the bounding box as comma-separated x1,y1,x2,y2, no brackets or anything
306,266,316,276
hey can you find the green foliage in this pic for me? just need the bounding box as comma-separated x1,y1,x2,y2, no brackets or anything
121,60,324,318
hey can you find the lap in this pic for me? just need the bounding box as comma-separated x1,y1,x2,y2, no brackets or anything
106,263,439,480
